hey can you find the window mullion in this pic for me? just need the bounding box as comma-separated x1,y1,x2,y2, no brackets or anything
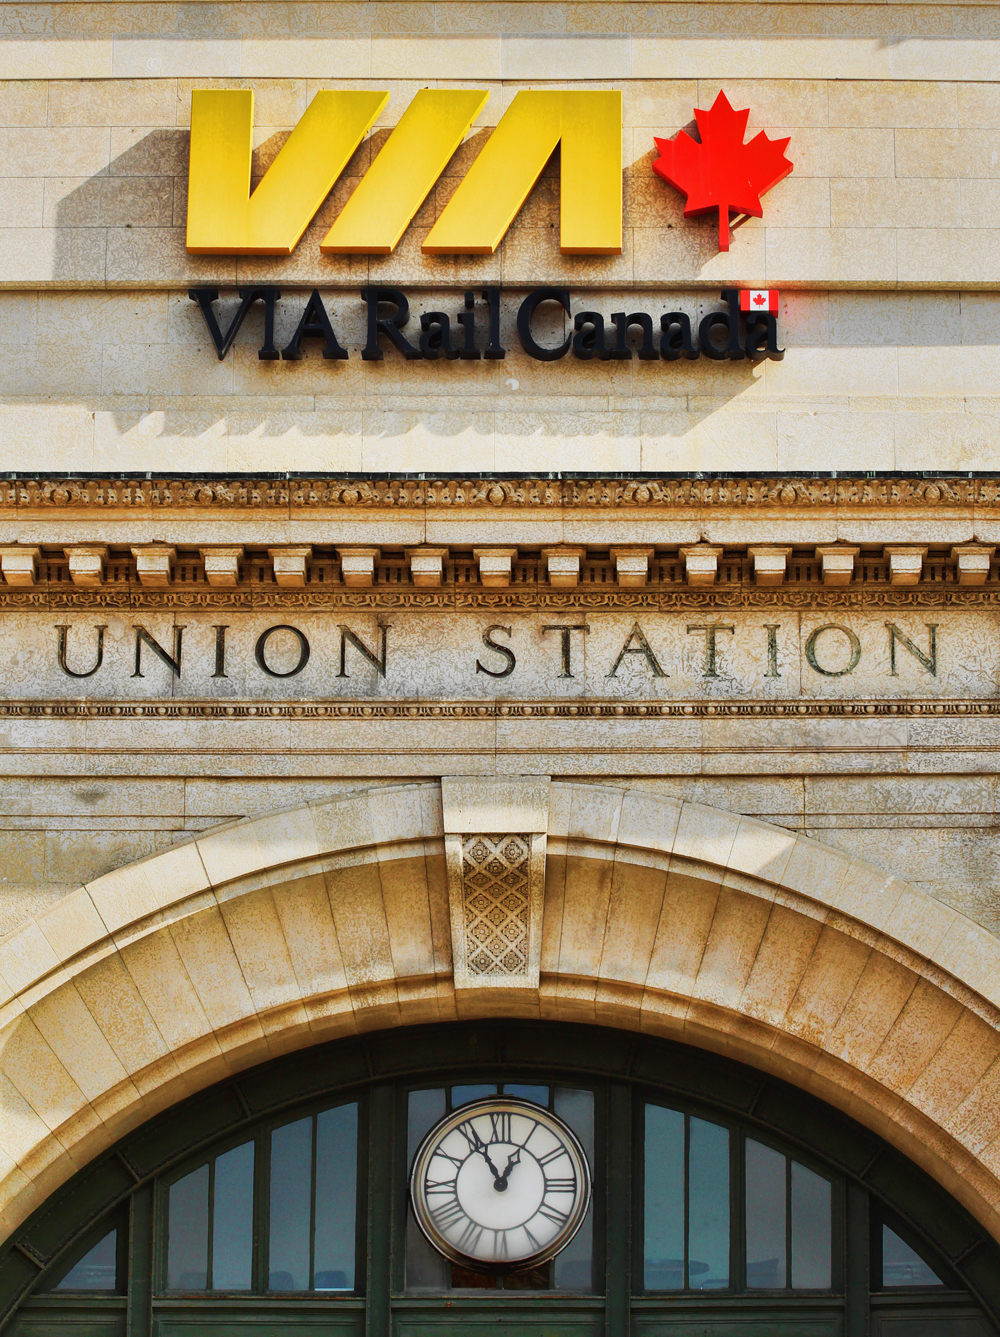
309,1113,318,1291
256,1127,270,1295
366,1083,393,1337
845,1182,869,1337
605,1083,631,1337
683,1114,690,1291
785,1156,792,1290
126,1182,153,1337
206,1161,215,1292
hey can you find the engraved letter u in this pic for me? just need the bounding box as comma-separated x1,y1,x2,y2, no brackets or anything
56,624,107,679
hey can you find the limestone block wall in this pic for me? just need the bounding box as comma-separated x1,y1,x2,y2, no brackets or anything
3,287,1000,474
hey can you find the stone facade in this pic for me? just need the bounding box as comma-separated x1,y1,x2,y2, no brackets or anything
4,0,1000,1256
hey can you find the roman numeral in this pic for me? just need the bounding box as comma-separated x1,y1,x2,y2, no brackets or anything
456,1220,484,1253
455,1120,481,1153
489,1111,512,1143
544,1176,576,1193
434,1149,465,1170
425,1176,458,1195
493,1230,509,1259
539,1202,570,1227
431,1197,466,1230
538,1146,566,1166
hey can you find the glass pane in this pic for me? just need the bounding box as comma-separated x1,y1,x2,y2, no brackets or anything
689,1118,729,1290
746,1140,786,1289
54,1229,117,1291
883,1225,943,1287
451,1084,497,1106
315,1103,358,1290
270,1116,312,1291
553,1088,595,1292
406,1089,449,1291
504,1084,549,1107
643,1104,684,1291
213,1141,254,1291
167,1163,209,1290
791,1161,831,1289
408,1088,446,1163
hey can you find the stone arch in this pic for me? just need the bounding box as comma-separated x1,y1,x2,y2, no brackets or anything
2,778,1000,1248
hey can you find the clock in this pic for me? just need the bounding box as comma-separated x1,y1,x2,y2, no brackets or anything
409,1096,591,1271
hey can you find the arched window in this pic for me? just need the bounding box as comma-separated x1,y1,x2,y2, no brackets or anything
1,1022,997,1336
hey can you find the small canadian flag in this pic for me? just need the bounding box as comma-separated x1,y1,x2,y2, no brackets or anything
740,289,779,313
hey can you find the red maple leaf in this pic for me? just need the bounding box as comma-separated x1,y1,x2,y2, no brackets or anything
652,91,793,252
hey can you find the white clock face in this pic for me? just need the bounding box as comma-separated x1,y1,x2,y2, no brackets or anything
410,1097,591,1270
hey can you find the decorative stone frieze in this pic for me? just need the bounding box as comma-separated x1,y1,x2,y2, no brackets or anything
7,477,1000,514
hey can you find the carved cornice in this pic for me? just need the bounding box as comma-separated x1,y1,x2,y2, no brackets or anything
1,586,999,610
0,698,993,720
3,477,1000,513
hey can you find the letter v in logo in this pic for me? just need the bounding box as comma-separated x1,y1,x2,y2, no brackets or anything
186,89,388,254
322,89,488,254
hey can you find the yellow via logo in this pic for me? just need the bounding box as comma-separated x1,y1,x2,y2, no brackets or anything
186,88,622,257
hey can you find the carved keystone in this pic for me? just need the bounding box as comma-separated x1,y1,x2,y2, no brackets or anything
270,547,312,588
66,546,107,588
749,546,792,586
442,776,550,993
815,546,859,587
680,545,723,587
336,546,379,589
202,547,243,587
885,546,927,586
0,547,40,587
132,546,175,588
474,547,517,588
952,545,995,586
610,547,654,588
542,547,587,590
406,547,448,588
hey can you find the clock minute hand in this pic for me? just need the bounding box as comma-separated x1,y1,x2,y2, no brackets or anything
469,1128,503,1182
